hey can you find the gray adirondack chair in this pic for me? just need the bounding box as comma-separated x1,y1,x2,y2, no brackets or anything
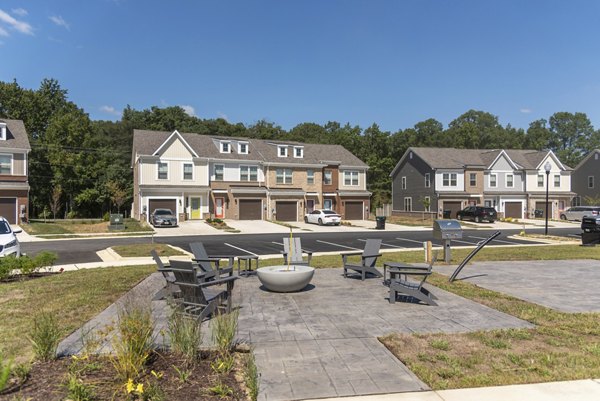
189,242,234,281
281,237,312,266
388,254,438,306
169,259,236,321
151,249,179,300
341,239,383,280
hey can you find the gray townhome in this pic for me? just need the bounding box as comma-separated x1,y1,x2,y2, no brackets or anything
572,149,600,205
0,119,31,224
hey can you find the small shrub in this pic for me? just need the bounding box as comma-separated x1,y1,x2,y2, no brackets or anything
243,352,259,401
168,310,202,367
0,352,13,392
103,212,110,222
172,365,192,383
13,362,31,384
111,305,155,380
65,373,95,401
208,380,233,397
0,258,14,280
32,251,58,271
144,381,165,401
210,353,235,374
211,310,239,355
29,311,62,361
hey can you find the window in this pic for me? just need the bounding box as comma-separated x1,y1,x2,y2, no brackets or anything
278,145,288,157
442,173,457,187
469,173,477,187
506,174,513,188
307,169,314,184
589,176,595,189
276,168,292,184
425,173,431,188
424,196,431,212
489,174,497,188
401,176,407,189
537,174,544,187
554,174,560,187
238,142,248,154
404,197,412,212
240,166,258,181
324,199,333,210
294,146,303,158
214,164,224,181
344,171,359,186
0,155,11,175
324,170,332,185
484,200,492,207
220,141,230,153
157,161,168,180
183,163,193,180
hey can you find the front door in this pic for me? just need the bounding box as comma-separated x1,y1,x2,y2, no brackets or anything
190,197,201,219
306,199,315,213
215,197,224,218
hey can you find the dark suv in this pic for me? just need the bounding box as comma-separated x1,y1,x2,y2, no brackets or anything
581,216,600,233
456,206,497,223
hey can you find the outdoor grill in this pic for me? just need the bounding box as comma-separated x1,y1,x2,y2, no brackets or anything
433,219,463,263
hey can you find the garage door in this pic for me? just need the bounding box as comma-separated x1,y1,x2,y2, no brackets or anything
0,198,16,224
443,201,462,219
239,199,262,220
535,202,552,218
345,201,364,220
276,201,297,221
504,202,522,219
148,199,177,217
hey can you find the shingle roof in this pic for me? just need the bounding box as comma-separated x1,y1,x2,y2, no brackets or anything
0,119,31,150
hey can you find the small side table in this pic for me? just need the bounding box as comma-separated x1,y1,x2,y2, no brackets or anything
383,262,429,284
237,255,259,277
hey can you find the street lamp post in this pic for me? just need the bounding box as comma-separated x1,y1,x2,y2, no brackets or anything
544,161,551,236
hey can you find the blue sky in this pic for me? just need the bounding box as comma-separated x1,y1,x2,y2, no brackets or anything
1,0,599,132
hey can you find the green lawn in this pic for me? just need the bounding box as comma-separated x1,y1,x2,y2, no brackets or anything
22,219,153,236
111,243,185,258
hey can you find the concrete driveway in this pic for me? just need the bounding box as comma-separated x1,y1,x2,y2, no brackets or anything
152,219,222,237
224,220,291,234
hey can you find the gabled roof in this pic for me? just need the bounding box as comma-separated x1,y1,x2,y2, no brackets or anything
486,149,520,170
0,119,31,150
573,149,600,171
153,130,198,157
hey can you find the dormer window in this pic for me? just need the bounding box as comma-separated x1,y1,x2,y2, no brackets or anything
220,141,231,153
278,145,288,157
0,123,6,141
294,146,303,158
238,142,248,154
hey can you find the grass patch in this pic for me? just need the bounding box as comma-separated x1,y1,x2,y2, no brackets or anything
0,265,154,363
22,219,153,236
380,271,600,389
111,244,185,258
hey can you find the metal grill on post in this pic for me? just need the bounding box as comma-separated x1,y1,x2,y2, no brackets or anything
433,219,463,263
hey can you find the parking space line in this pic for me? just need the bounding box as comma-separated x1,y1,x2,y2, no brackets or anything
450,239,479,245
224,243,258,256
396,237,441,247
357,238,405,248
271,241,283,247
316,240,359,250
467,235,521,245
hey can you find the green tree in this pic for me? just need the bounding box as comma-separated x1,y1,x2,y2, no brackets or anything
548,112,595,166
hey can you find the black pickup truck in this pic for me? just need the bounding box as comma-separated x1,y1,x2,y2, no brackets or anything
581,216,600,233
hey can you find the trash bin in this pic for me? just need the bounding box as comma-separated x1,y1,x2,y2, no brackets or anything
534,209,543,218
581,232,600,246
376,216,386,230
443,210,451,219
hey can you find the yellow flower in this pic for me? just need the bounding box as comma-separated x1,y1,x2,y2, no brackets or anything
136,383,144,394
126,378,135,394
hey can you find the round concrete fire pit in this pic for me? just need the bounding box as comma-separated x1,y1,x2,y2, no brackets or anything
256,265,315,292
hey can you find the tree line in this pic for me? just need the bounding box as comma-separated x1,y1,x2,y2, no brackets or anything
1,78,599,218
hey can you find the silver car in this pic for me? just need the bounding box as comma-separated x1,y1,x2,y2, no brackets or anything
150,208,178,227
0,217,21,257
561,206,600,221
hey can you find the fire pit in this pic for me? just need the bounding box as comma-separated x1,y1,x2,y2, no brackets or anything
256,265,315,292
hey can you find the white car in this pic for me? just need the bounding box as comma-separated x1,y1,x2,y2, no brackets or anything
304,209,341,226
0,217,21,257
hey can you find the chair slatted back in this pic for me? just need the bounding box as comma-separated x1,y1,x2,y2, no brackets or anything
170,259,208,307
283,237,304,264
189,242,213,275
363,239,382,267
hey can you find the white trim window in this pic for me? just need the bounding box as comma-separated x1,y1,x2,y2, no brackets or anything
489,174,497,188
238,142,248,154
324,169,332,185
506,174,513,188
157,161,168,180
0,154,12,175
344,171,359,186
404,197,412,211
469,173,477,187
276,168,293,184
220,141,231,153
443,173,457,187
240,165,258,182
307,169,314,184
537,174,544,187
424,196,431,212
293,146,303,158
401,176,407,189
182,162,193,180
278,145,288,157
424,173,431,188
214,164,224,181
589,176,595,189
554,174,561,187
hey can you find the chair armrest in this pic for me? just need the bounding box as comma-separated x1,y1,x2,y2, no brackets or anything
193,257,222,263
302,249,313,256
361,253,382,259
199,275,238,287
340,251,363,257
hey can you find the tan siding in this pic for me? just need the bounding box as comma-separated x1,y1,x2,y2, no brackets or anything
161,138,194,158
464,170,484,194
139,160,208,186
13,153,26,175
338,170,367,190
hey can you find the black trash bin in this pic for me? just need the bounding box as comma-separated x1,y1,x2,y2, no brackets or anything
376,216,386,230
581,232,600,246
534,209,543,218
443,210,451,219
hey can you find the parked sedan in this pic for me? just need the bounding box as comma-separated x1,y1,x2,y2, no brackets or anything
150,208,178,227
304,209,341,226
456,206,497,223
0,217,21,257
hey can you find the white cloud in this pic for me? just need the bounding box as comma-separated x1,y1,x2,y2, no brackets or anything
49,15,70,30
180,105,196,117
520,108,532,114
217,112,229,121
0,9,34,35
100,105,121,116
0,26,8,37
12,8,28,17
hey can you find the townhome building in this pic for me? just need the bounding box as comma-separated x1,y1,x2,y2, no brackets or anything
391,147,574,220
571,149,600,205
131,130,370,223
0,119,31,224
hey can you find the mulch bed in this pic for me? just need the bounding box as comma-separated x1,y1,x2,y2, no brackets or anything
1,351,250,400
0,271,60,283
